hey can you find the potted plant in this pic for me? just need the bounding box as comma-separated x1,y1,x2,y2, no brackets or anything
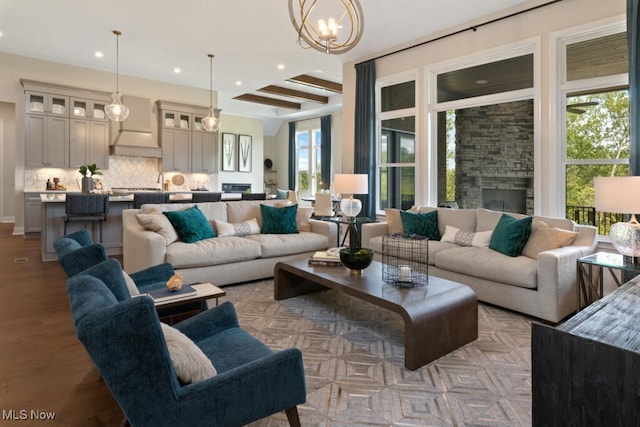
79,163,103,193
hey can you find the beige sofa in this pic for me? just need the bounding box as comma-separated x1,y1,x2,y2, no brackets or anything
122,200,335,286
361,207,598,323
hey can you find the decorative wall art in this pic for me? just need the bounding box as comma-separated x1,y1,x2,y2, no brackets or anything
238,135,252,172
222,133,237,171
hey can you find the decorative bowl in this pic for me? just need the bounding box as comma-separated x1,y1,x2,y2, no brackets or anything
339,248,374,275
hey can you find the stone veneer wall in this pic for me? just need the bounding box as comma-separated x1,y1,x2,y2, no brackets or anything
454,99,534,214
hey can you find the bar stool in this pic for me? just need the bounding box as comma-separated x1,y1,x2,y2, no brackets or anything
192,192,222,203
64,193,109,243
241,192,267,200
133,192,170,209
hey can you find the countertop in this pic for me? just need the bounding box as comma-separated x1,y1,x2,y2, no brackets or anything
36,191,246,203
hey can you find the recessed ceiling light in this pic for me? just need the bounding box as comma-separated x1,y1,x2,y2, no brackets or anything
277,64,285,70
0,31,3,37
235,80,242,86
94,51,104,58
173,67,181,74
475,79,488,85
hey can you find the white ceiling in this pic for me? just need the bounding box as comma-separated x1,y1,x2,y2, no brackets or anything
0,0,527,130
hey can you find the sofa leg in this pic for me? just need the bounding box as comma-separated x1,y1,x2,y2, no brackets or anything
285,406,301,427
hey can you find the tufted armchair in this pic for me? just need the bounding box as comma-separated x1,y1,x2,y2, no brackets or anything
66,261,306,427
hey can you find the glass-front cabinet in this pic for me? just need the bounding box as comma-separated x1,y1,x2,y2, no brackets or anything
22,80,111,168
156,100,219,173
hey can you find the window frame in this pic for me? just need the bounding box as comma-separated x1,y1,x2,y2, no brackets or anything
555,19,628,224
375,70,419,215
426,38,541,210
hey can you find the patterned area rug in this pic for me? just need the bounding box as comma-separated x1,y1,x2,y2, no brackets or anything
223,280,532,427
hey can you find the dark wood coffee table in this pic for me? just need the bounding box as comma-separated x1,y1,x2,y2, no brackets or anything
274,259,478,370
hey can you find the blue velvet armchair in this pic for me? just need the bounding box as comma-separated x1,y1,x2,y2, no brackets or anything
54,231,203,320
66,261,306,427
53,230,174,290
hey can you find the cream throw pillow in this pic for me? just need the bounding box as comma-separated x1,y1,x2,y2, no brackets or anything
521,219,578,259
384,208,404,234
214,218,260,237
296,206,314,232
441,225,493,247
122,271,140,296
160,323,216,384
136,213,179,245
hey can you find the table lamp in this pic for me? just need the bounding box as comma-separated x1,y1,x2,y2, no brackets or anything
594,176,640,260
334,174,368,218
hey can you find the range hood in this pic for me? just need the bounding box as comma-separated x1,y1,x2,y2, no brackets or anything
109,95,162,158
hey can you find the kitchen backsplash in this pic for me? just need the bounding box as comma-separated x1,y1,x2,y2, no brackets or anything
25,156,217,191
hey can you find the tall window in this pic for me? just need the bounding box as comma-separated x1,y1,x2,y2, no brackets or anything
431,47,536,214
561,28,628,234
377,79,416,212
295,124,322,197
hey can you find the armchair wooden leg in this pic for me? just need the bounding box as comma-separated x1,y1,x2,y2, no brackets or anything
285,406,301,427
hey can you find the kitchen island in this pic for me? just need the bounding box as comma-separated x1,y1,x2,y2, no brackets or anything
36,191,249,261
40,194,133,261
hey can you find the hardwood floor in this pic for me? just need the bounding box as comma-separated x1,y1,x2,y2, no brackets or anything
0,223,123,426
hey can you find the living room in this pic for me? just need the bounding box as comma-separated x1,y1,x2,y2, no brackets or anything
1,0,635,425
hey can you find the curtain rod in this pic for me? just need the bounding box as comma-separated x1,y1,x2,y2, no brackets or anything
357,0,563,65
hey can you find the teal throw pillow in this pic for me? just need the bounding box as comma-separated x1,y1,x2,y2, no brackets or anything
260,203,298,234
400,210,441,240
489,214,533,257
163,206,215,243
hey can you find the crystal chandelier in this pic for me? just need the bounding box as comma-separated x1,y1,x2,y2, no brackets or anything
105,30,130,122
288,0,364,55
201,54,221,132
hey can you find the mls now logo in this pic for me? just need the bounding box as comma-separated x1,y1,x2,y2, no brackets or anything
2,409,56,420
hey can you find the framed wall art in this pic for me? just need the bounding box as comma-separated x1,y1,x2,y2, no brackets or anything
222,133,237,171
238,134,252,172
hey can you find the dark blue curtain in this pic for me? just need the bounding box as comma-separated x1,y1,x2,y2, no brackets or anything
320,115,332,190
354,60,376,218
288,121,296,190
629,0,640,175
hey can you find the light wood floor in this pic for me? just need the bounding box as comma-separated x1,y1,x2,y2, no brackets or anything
0,223,123,426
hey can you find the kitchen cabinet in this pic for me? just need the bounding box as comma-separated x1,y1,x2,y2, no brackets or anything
24,193,43,233
25,114,69,167
191,130,218,173
161,128,191,172
22,80,111,169
157,100,219,173
69,119,109,169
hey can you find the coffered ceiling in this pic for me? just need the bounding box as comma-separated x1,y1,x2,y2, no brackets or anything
0,0,530,132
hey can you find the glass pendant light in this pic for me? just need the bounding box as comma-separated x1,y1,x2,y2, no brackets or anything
202,53,220,132
105,30,130,122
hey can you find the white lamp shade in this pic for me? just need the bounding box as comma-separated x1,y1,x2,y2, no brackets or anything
594,176,640,213
334,174,368,195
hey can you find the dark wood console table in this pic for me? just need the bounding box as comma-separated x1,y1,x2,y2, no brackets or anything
532,278,640,426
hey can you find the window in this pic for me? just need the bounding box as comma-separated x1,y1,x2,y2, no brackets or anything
377,79,416,212
295,123,322,197
561,28,628,234
431,45,536,214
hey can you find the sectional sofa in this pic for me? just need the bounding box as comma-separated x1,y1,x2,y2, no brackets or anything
122,200,335,286
361,207,598,323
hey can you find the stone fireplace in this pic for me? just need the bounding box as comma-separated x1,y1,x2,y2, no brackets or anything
453,99,534,214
